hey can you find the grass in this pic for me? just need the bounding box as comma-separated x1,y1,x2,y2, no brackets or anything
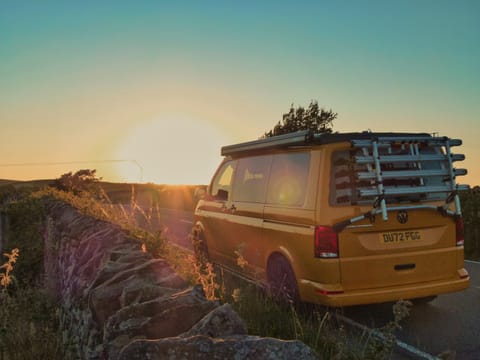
221,277,346,358
3,182,465,359
0,287,64,360
0,196,64,360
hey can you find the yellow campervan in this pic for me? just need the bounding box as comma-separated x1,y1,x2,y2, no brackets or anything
192,130,470,306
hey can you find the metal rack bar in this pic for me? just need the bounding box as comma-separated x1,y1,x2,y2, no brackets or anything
350,135,468,221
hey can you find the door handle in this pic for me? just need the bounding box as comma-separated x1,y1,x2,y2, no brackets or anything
220,203,236,212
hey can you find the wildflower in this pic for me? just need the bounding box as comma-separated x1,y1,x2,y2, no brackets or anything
234,250,248,269
0,248,20,288
232,288,241,302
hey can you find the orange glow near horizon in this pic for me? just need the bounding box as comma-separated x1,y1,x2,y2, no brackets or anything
112,116,229,185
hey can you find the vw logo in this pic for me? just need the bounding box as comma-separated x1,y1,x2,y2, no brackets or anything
397,210,409,224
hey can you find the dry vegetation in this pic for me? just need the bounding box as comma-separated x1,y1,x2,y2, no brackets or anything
1,179,478,359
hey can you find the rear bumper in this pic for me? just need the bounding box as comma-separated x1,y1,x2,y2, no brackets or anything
299,269,470,307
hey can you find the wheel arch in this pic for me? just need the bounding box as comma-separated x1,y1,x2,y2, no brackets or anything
266,251,297,280
266,251,300,303
266,248,299,279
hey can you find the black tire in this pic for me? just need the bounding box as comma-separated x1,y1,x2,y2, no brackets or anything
267,255,300,304
410,296,437,305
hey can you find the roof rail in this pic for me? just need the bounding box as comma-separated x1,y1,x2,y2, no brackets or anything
221,130,437,157
221,130,313,157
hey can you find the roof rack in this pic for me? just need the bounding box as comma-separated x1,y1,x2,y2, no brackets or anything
221,130,436,157
221,130,313,157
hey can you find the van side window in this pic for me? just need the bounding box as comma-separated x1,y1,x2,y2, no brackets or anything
267,152,310,206
233,155,272,203
211,161,236,200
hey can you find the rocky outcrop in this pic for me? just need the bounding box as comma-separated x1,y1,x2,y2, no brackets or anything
43,201,317,359
119,336,318,360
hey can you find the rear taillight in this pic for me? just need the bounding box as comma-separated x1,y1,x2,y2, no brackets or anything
456,217,464,246
314,226,339,258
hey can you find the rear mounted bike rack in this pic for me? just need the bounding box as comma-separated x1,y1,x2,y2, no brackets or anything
330,135,469,232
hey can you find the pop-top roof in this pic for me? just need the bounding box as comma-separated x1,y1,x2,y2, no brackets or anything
221,130,433,157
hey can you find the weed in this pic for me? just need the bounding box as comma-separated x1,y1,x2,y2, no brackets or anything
0,248,19,289
234,250,248,270
187,254,220,300
363,300,412,359
33,186,168,257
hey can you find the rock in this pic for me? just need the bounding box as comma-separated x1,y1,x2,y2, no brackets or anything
104,286,213,343
142,302,218,339
120,282,173,308
89,259,187,324
43,201,318,360
118,335,318,360
104,285,218,358
182,303,247,338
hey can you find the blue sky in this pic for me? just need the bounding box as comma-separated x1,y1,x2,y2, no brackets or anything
1,1,479,184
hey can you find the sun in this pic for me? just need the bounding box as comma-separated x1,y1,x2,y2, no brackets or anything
113,116,228,184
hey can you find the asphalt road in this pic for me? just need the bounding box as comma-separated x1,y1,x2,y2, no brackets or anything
157,208,194,249
400,260,479,358
336,261,480,359
157,208,480,359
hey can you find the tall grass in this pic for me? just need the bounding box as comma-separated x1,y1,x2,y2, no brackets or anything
0,196,64,359
32,186,168,257
0,287,64,360
24,185,411,359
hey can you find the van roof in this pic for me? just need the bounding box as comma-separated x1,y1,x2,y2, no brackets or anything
221,130,432,157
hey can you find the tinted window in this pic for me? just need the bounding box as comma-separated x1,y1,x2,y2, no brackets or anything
267,152,310,206
233,155,272,203
211,161,236,199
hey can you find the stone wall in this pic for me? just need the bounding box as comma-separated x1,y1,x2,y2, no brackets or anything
43,201,317,359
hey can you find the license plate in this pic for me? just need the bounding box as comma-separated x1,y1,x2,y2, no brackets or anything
380,230,422,244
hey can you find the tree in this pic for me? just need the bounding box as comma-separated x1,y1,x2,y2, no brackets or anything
264,100,337,137
53,169,102,195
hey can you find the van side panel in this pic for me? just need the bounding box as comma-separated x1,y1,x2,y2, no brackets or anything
223,202,265,278
262,150,342,296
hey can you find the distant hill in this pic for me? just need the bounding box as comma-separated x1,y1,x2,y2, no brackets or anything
0,179,20,186
0,179,54,188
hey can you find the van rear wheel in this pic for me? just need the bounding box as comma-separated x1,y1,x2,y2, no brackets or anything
267,256,300,304
411,296,437,305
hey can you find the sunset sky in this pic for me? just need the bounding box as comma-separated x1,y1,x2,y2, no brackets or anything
1,1,479,186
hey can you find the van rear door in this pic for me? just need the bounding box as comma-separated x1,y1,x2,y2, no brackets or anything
328,136,468,293
337,209,459,291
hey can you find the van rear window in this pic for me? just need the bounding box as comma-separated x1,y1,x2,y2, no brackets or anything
330,147,447,206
